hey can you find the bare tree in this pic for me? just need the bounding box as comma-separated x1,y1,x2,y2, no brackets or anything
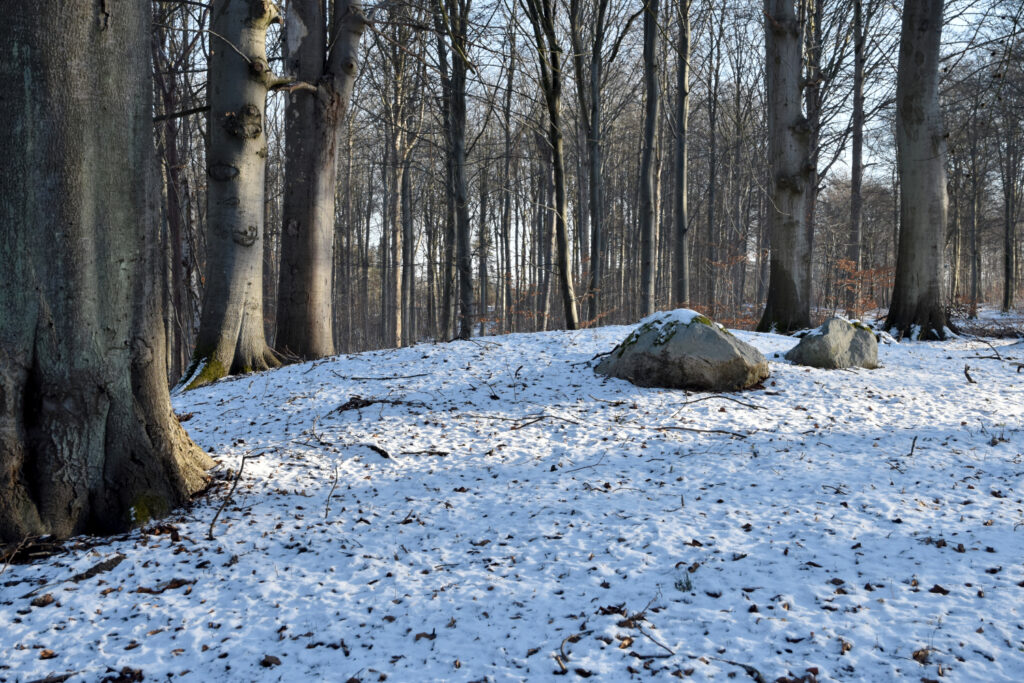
277,0,366,359
522,0,581,329
639,0,661,316
187,0,293,387
1,2,212,542
758,0,813,333
886,0,950,339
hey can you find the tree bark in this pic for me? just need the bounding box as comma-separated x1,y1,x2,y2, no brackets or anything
673,0,691,307
847,0,865,316
757,0,813,333
524,0,580,330
277,0,365,359
1,1,212,543
639,0,661,317
885,0,950,340
187,0,285,388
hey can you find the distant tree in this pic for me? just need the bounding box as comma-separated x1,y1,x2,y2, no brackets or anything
522,0,581,330
277,0,366,359
639,0,661,316
1,2,212,543
758,0,813,333
886,0,950,339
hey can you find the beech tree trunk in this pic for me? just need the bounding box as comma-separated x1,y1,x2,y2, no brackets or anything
847,0,865,316
673,0,691,307
277,0,365,359
187,0,284,387
639,0,661,316
757,0,813,333
885,0,950,339
1,2,212,543
524,0,580,330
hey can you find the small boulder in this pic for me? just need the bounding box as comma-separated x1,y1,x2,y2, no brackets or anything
596,310,770,391
784,317,878,369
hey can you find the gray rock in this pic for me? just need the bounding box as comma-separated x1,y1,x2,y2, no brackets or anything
596,310,770,391
784,317,878,369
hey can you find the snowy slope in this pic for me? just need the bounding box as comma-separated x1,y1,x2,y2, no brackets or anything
2,325,1023,682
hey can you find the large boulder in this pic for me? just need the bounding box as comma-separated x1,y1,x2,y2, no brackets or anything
784,317,878,369
596,310,770,391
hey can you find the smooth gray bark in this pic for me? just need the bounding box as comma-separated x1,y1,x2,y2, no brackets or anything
885,0,950,339
524,0,580,330
277,0,365,359
1,1,212,543
188,0,284,387
639,0,661,316
757,0,813,333
673,1,691,307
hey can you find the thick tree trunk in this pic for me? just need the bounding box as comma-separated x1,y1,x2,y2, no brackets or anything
885,0,950,340
757,0,813,333
1,2,212,543
639,0,661,316
187,0,283,388
277,0,365,359
673,1,691,307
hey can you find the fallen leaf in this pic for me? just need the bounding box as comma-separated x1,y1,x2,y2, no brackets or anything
30,593,54,608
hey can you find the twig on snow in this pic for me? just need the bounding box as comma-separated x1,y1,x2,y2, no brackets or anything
673,395,764,411
709,656,768,683
964,364,977,384
655,425,748,439
324,465,340,520
208,452,263,541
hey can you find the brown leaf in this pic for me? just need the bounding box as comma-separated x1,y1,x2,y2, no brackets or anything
260,654,282,668
928,584,949,595
414,630,436,642
31,593,55,608
38,649,57,660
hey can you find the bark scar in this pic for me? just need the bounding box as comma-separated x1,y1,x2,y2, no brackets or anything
98,0,111,31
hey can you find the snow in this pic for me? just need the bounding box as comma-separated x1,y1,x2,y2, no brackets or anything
638,309,707,328
3,324,1024,682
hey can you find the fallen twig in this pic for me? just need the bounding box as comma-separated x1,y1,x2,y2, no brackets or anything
674,395,764,410
324,465,340,520
654,425,748,439
329,371,430,381
964,365,977,384
0,534,30,578
709,656,767,683
512,413,580,430
636,625,676,657
208,452,262,541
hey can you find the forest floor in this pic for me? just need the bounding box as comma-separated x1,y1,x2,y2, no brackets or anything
2,318,1024,682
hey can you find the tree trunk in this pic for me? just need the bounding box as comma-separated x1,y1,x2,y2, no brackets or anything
673,0,691,307
277,0,365,359
639,0,661,316
847,0,865,316
187,0,285,388
1,1,212,543
524,0,580,330
885,0,950,340
757,0,813,333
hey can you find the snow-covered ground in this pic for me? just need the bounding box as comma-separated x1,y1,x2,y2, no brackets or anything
2,324,1024,682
